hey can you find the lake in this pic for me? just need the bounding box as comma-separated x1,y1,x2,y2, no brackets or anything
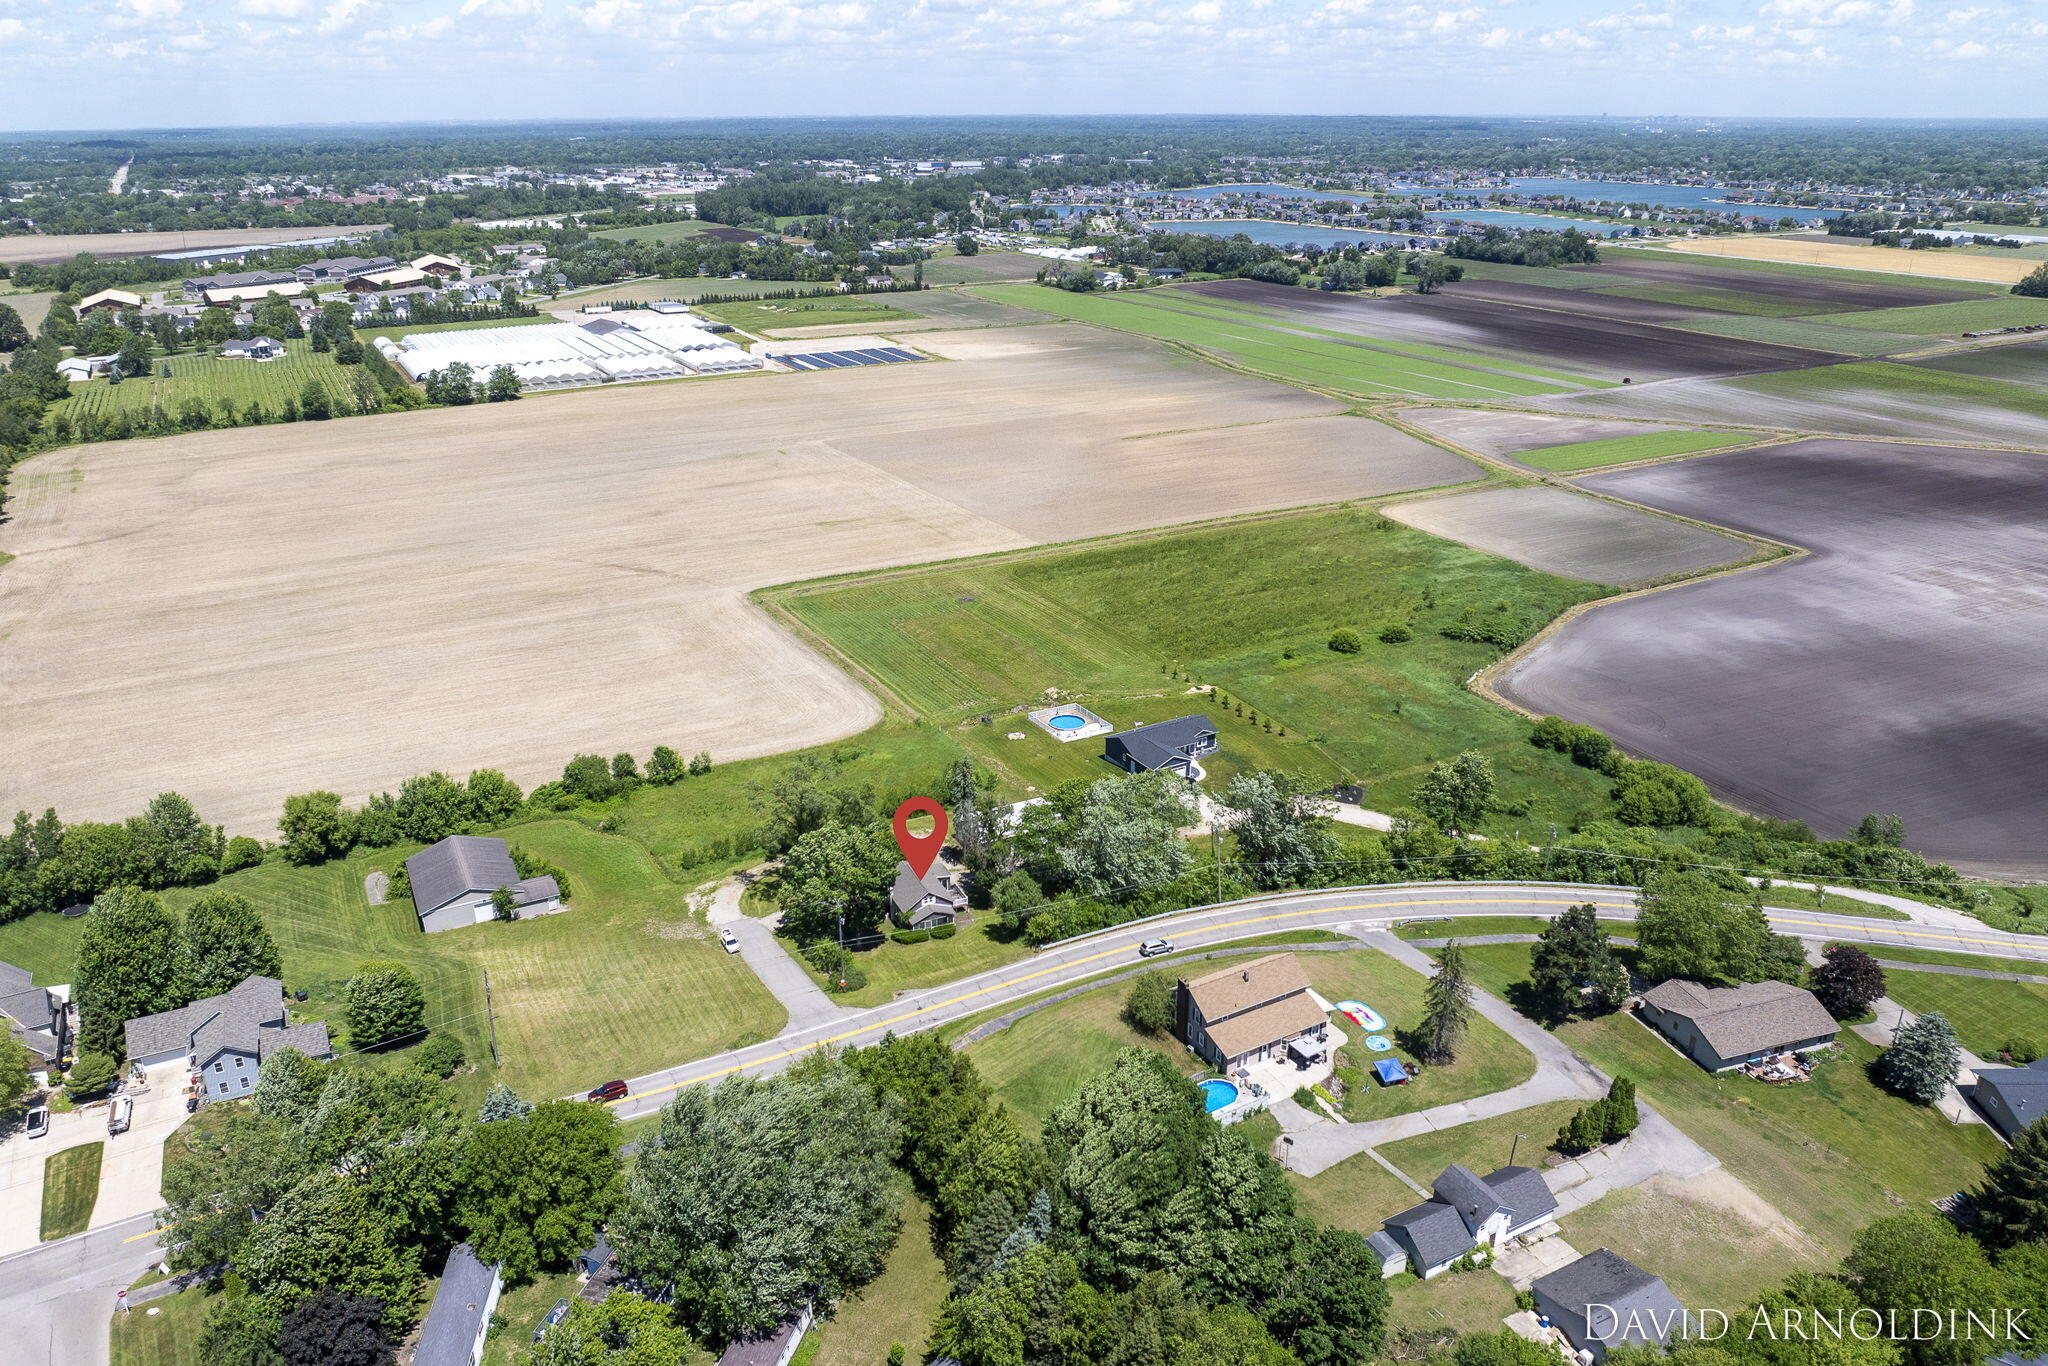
1143,219,1415,248
1506,177,1841,224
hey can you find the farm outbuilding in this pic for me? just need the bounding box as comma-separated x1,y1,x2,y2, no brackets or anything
78,289,143,313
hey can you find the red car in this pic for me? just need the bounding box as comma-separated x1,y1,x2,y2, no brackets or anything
587,1080,629,1103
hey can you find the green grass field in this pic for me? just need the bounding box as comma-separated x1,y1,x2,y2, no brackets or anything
55,338,374,424
1752,885,1907,918
1516,429,1756,471
1378,1097,1583,1185
39,1141,102,1240
1288,1147,1425,1238
1447,944,2006,1258
916,252,1048,284
1872,968,2048,1060
695,296,922,333
809,1195,947,1366
110,1286,209,1366
1386,1266,1521,1338
1668,313,1924,356
974,283,1600,400
770,506,1615,829
353,315,557,343
1828,942,2048,977
791,923,1031,1008
0,820,785,1102
479,1271,604,1366
591,219,749,245
1558,1181,1814,1314
1596,280,1846,317
1818,295,2048,335
1739,358,2048,422
964,947,1534,1128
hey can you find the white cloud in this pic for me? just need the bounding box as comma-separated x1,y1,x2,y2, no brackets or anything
238,0,308,15
461,0,542,14
122,0,183,18
315,0,369,33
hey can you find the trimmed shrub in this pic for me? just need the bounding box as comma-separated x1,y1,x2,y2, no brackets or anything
410,1033,466,1078
1328,627,1364,654
1378,622,1412,643
929,923,957,939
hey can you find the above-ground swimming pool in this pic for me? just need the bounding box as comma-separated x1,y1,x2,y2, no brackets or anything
1047,713,1088,731
1199,1078,1240,1113
1027,702,1113,742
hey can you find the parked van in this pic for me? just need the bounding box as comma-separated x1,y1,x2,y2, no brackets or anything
107,1095,133,1136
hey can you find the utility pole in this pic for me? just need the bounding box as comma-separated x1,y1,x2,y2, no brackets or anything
1211,822,1222,904
483,968,500,1066
1509,1131,1527,1166
836,906,846,987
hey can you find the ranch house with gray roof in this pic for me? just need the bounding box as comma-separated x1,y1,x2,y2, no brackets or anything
406,834,564,934
1381,1163,1558,1277
1637,979,1838,1073
1971,1058,2048,1141
1103,714,1217,778
1533,1247,1686,1362
122,975,331,1101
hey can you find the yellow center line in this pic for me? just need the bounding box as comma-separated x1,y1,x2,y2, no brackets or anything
611,894,2046,1110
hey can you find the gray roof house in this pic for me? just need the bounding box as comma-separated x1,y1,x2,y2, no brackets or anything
406,835,565,934
717,1304,814,1366
0,961,69,1074
888,861,968,930
296,254,398,283
1533,1247,1686,1363
1638,979,1839,1073
182,267,296,298
123,975,331,1101
1103,714,1218,778
1972,1058,2048,1141
1381,1163,1558,1277
412,1244,503,1366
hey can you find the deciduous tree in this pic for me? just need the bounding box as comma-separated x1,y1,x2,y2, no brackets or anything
1224,771,1338,891
238,1172,418,1330
278,1288,393,1366
345,961,426,1050
1810,943,1886,1020
461,1101,621,1284
182,891,283,996
75,886,187,1058
1412,752,1494,837
279,791,354,866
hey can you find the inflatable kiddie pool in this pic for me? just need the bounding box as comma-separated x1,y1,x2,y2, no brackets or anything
1336,1000,1386,1031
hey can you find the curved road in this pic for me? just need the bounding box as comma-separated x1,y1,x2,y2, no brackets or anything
608,879,2048,1120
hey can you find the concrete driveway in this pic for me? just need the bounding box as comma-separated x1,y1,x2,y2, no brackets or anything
0,1074,184,1257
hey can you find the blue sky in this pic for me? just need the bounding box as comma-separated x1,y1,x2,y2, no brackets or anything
1,0,2044,129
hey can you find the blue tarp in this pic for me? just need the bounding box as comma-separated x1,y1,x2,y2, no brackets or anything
1373,1058,1411,1086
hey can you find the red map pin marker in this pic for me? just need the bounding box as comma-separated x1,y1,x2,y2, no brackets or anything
892,797,949,879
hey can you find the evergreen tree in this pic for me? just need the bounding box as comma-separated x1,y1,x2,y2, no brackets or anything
1529,903,1626,1020
1600,1076,1639,1140
480,1083,534,1123
1878,1012,1961,1105
1970,1116,2048,1249
1418,941,1473,1065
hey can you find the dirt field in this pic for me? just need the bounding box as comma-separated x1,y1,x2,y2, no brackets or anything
1523,361,2048,450
1395,408,1694,457
1495,438,2048,876
1384,486,1753,585
1583,252,1977,308
1181,279,1835,383
0,324,1472,835
1660,236,2037,284
0,225,385,267
1435,278,1729,322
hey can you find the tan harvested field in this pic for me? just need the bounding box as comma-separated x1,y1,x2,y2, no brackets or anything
0,225,386,267
1661,236,2036,284
1384,485,1755,585
0,323,1469,835
1394,407,1693,458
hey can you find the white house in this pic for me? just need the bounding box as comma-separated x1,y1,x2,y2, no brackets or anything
1381,1163,1559,1277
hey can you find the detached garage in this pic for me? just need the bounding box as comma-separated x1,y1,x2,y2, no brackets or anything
406,834,566,933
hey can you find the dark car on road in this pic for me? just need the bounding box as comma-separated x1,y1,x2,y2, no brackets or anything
588,1079,629,1103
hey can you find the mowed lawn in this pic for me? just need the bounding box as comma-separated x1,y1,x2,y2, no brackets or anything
0,820,784,1101
696,296,923,332
1517,429,1757,472
974,284,1597,399
1559,1179,1817,1314
809,1196,948,1366
110,1286,210,1366
54,338,374,423
40,1141,102,1240
1377,1097,1584,1183
771,506,1616,833
1447,944,2006,1258
1872,968,2048,1060
965,947,1534,1128
790,923,1032,1009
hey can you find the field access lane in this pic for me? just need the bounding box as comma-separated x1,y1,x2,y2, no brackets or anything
605,880,2046,1120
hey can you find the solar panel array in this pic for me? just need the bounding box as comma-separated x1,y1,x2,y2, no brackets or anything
777,347,923,371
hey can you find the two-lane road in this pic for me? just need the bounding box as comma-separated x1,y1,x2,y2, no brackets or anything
607,879,2047,1120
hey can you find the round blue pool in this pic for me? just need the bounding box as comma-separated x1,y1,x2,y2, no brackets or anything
1199,1079,1240,1113
1047,713,1088,730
